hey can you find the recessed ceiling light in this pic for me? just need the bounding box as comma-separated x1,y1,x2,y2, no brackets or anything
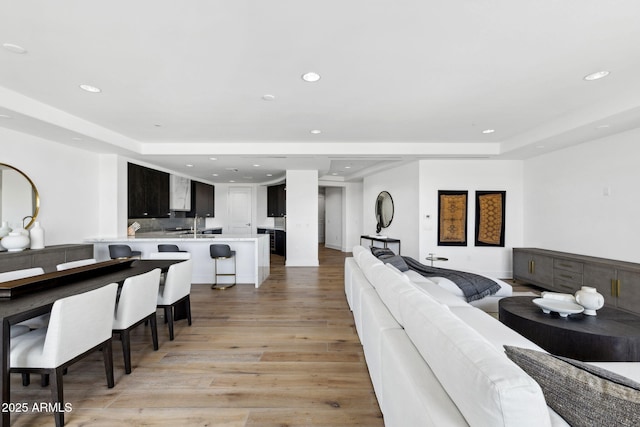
310,129,322,134
186,164,194,168
596,124,610,129
2,43,27,54
229,180,236,183
302,72,321,82
262,94,276,101
266,173,273,177
332,173,338,176
209,157,217,161
0,114,11,119
482,129,495,134
345,166,351,169
584,71,610,81
212,173,219,177
79,84,101,93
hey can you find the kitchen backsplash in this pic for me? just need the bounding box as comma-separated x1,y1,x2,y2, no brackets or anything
129,216,205,233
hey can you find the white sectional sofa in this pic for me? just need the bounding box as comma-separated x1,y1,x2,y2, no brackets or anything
345,245,640,427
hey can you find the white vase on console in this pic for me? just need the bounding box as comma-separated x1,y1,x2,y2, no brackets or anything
1,231,30,251
575,286,604,316
29,222,45,249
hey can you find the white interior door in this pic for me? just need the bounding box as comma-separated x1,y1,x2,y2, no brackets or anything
228,187,252,234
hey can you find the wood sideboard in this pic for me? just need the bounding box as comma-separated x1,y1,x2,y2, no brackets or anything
513,248,640,315
0,244,94,274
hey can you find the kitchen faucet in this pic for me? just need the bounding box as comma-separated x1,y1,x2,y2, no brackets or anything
193,214,198,238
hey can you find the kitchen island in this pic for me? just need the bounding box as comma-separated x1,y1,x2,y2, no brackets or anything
87,234,270,287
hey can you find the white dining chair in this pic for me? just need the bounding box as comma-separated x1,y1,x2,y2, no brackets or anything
10,283,118,427
0,268,50,332
56,258,97,271
112,268,161,374
157,259,193,340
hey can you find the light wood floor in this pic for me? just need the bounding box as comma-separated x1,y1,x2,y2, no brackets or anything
9,247,384,426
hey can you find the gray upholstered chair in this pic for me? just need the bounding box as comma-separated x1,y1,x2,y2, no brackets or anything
157,244,187,253
209,244,236,289
108,244,141,259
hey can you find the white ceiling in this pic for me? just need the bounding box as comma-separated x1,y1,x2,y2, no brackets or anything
2,1,640,183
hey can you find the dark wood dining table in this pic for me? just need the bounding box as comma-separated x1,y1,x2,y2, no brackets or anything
0,259,181,427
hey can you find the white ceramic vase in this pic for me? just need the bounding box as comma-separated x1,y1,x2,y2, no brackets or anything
575,286,604,316
1,231,30,252
0,221,11,238
29,221,45,249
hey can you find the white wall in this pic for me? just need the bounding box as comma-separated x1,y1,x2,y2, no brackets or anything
524,128,640,262
3,128,102,245
285,170,319,266
418,160,524,277
363,162,421,257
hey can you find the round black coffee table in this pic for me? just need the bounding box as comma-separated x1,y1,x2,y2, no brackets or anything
499,296,640,362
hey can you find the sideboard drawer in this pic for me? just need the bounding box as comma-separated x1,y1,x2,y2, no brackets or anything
554,259,583,274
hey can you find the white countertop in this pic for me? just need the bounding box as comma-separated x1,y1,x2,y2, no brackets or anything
86,234,268,242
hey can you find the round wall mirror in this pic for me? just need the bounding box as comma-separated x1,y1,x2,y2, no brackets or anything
375,191,394,233
0,163,40,230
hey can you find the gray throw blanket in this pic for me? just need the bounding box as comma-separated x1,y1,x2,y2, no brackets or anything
402,256,502,302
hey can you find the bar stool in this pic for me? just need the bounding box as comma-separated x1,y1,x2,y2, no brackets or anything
158,244,187,252
108,244,141,259
209,244,236,289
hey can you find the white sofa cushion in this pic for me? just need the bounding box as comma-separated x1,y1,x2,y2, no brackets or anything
449,306,547,352
400,288,552,427
380,328,468,426
360,287,402,411
411,280,470,307
369,265,414,326
352,245,368,265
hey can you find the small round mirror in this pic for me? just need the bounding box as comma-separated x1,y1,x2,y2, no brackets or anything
0,163,40,230
375,191,394,233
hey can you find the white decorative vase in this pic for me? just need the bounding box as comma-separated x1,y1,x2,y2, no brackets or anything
0,221,11,238
575,286,604,316
29,222,45,250
1,231,30,252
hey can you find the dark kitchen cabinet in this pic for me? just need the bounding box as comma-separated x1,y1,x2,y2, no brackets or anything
267,184,286,217
274,230,286,256
187,181,215,218
128,163,170,218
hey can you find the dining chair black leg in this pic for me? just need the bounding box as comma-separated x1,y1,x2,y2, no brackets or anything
102,340,115,388
21,373,30,386
166,307,175,341
50,367,65,427
186,296,192,326
120,330,132,374
41,374,49,387
164,307,170,324
150,313,159,351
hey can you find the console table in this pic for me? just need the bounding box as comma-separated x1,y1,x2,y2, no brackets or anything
359,235,401,255
499,296,640,362
0,244,93,274
513,248,640,316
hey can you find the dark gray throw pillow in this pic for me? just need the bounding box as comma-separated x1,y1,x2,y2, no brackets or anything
370,246,395,258
504,345,640,427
